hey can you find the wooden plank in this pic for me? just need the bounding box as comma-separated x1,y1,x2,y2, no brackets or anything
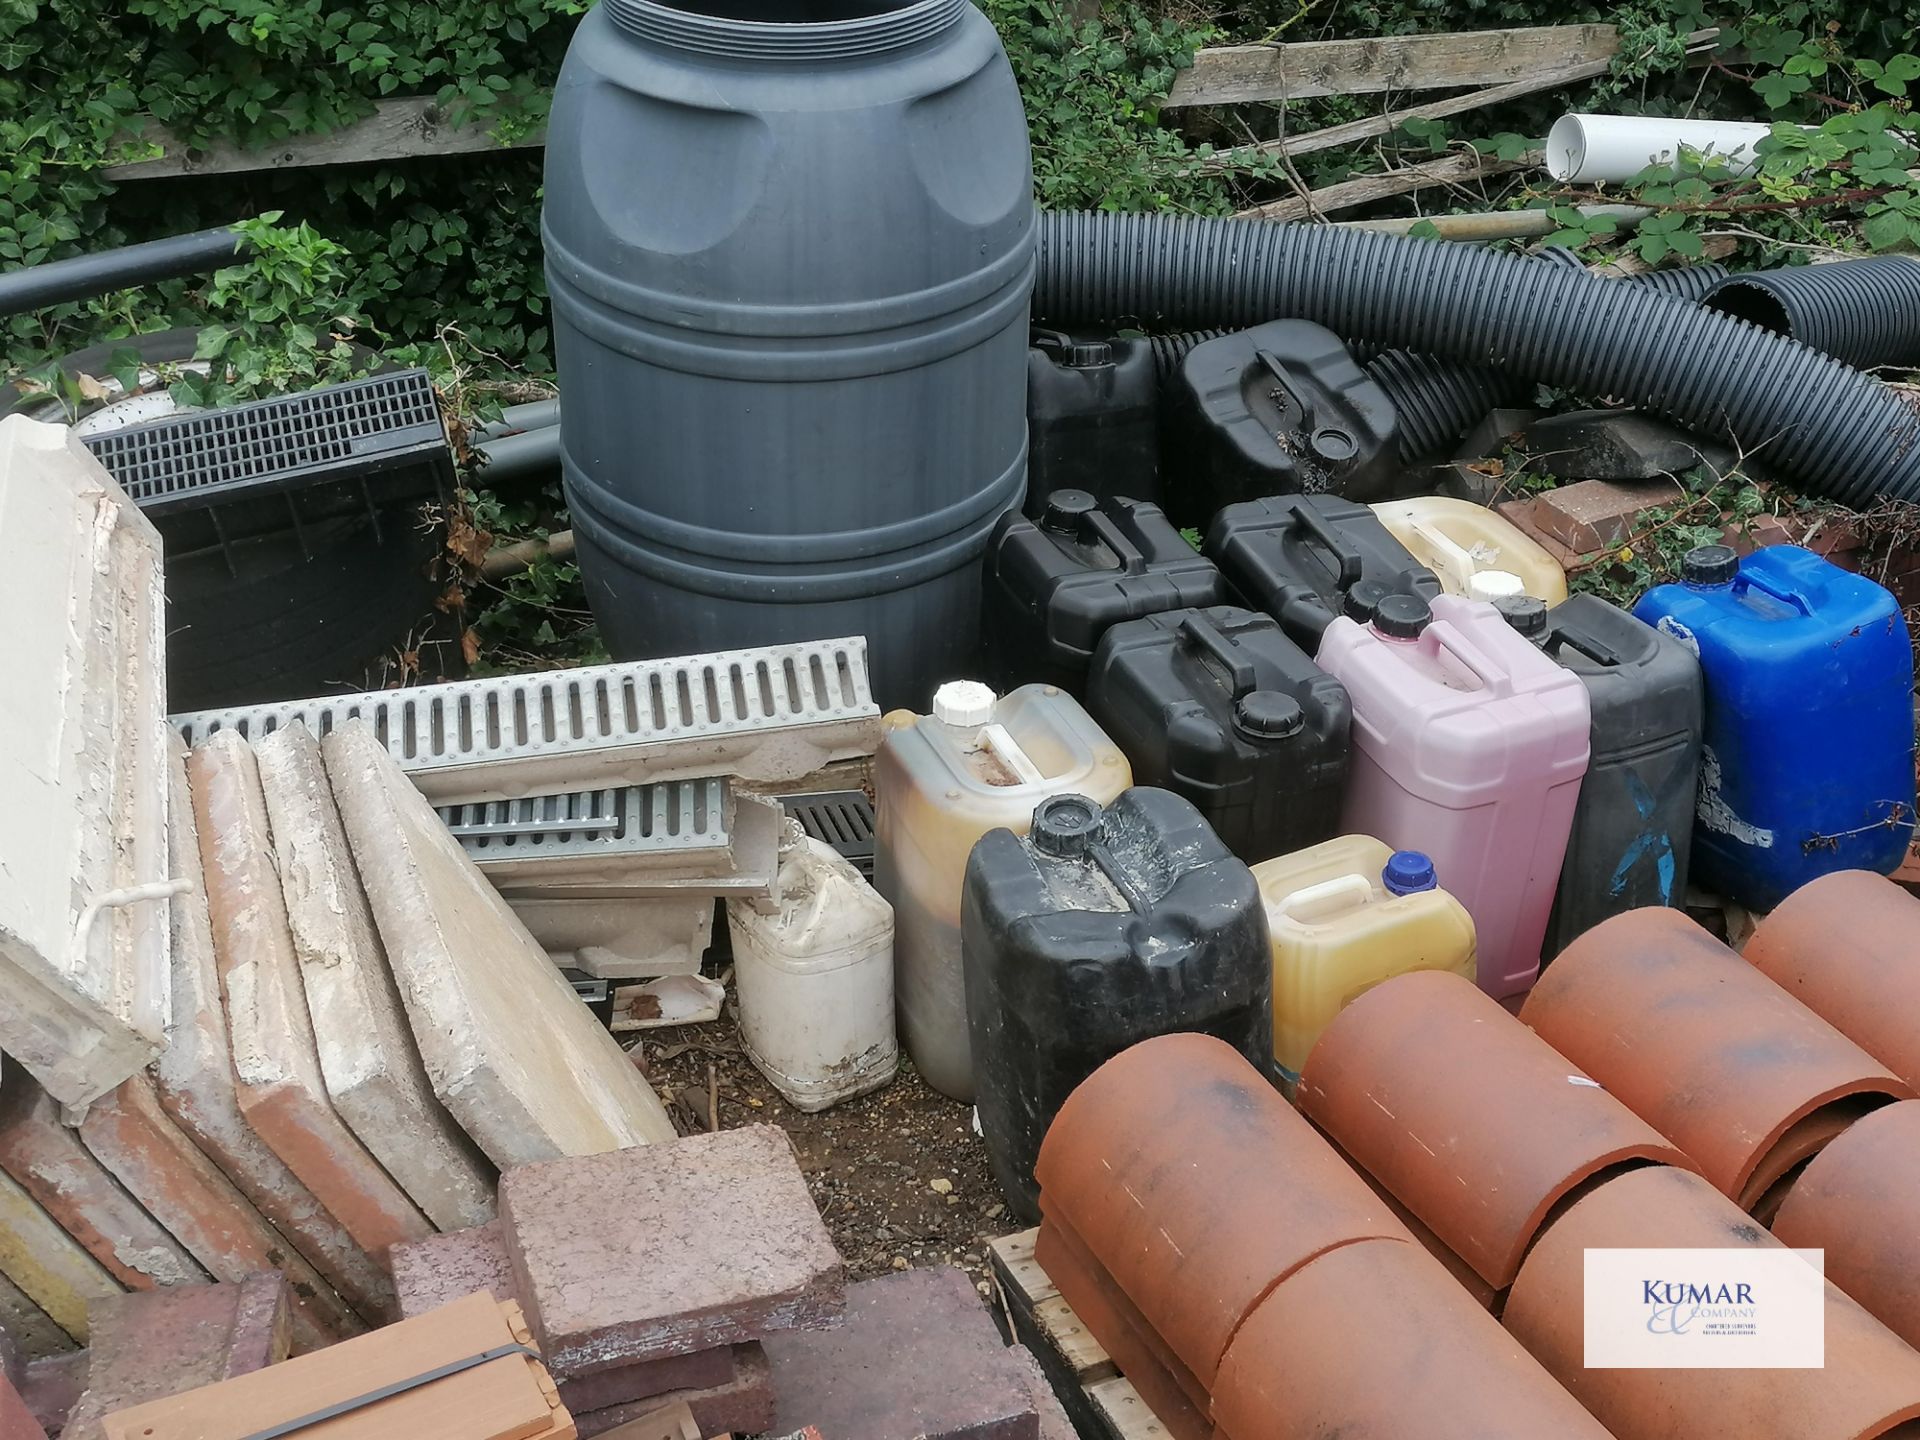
1088,1377,1173,1440
1166,24,1622,107
1033,1294,1117,1385
988,1228,1058,1308
1239,149,1537,221
1209,28,1718,164
103,98,542,181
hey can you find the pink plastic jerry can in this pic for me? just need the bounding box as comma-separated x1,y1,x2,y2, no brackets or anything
1317,592,1590,1000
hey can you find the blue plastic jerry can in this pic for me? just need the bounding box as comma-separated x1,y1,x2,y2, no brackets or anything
1633,544,1916,911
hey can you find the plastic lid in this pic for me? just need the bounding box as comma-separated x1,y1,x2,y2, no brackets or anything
1310,427,1358,463
1467,569,1526,602
1233,689,1305,740
932,680,996,727
1495,593,1550,641
1067,340,1114,368
1040,489,1099,529
1683,544,1740,587
1382,850,1438,896
1030,794,1104,859
1342,579,1389,623
1372,593,1433,640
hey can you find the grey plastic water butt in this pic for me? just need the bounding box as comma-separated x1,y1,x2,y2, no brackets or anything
543,0,1035,711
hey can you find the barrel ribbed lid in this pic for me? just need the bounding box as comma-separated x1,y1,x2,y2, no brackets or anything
1683,544,1740,587
1382,850,1437,896
1067,341,1114,368
932,680,996,727
1372,593,1433,640
606,0,969,59
1233,690,1304,740
1030,794,1104,858
1495,593,1550,641
1468,569,1526,602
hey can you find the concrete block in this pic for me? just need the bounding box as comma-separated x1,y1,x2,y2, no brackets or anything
152,736,395,1327
0,1272,74,1362
574,1343,774,1440
501,1126,843,1375
188,730,433,1262
321,719,677,1166
21,1352,87,1438
1521,409,1737,484
1009,1346,1077,1440
390,1221,519,1320
62,1276,291,1440
0,1071,205,1291
77,1071,355,1351
0,1166,120,1342
560,1347,739,1417
763,1268,1037,1440
0,416,170,1111
254,723,495,1232
1,1368,46,1440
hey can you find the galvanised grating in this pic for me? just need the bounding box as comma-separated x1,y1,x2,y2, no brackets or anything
781,790,877,879
171,636,882,804
82,369,451,518
440,779,731,864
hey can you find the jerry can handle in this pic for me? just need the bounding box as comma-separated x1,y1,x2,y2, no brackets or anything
1177,614,1259,698
1544,629,1624,668
1270,872,1375,922
979,722,1049,786
1731,570,1814,616
1430,620,1513,694
1408,519,1479,589
1080,507,1148,575
1291,503,1366,588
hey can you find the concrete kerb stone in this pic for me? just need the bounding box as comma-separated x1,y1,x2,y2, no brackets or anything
573,1343,775,1440
0,1271,74,1362
0,1166,120,1343
254,722,496,1232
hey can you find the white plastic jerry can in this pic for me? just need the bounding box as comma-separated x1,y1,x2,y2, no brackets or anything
728,821,898,1113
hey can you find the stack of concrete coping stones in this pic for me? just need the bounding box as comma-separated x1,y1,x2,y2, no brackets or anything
387,1125,1072,1440
169,631,882,1029
0,416,885,1361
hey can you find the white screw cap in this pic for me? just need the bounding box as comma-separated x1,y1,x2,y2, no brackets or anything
932,680,997,727
1468,569,1527,602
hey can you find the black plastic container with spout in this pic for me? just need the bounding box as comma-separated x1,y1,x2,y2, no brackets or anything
1087,606,1351,861
1496,592,1705,959
1160,320,1402,527
1204,494,1443,655
1026,330,1161,513
981,489,1229,696
962,787,1273,1219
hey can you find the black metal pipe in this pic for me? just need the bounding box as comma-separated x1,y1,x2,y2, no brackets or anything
0,226,246,318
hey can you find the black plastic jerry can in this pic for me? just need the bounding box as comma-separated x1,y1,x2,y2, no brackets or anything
962,787,1273,1220
1161,320,1402,527
1204,493,1443,656
980,489,1229,697
1086,606,1351,861
1496,593,1705,960
1026,330,1163,514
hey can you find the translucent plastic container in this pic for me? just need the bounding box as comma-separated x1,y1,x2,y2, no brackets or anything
874,681,1131,1100
729,823,897,1114
1318,594,1590,1000
1372,496,1568,605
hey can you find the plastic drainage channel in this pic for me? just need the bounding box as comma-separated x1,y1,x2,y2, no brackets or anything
170,636,881,804
439,779,731,863
780,790,876,878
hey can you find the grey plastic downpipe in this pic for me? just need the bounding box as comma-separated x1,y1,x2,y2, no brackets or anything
1033,211,1920,506
0,226,245,318
1701,257,1920,371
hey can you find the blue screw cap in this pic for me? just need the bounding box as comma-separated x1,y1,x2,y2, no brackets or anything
1382,850,1437,896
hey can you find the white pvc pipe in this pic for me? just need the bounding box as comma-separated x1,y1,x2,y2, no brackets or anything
1546,113,1778,184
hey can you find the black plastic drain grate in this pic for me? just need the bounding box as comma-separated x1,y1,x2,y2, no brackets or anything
83,369,450,517
781,790,877,879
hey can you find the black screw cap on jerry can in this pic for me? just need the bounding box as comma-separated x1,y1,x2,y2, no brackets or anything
543,0,1035,710
1372,593,1433,639
1026,329,1162,514
1085,606,1351,861
1521,593,1705,960
981,489,1229,697
1495,593,1550,641
1204,494,1443,655
961,786,1273,1220
1160,320,1403,528
1683,544,1741,587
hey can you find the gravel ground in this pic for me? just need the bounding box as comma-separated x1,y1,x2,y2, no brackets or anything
628,1007,1016,1298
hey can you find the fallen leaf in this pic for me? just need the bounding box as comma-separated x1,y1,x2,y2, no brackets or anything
433,582,466,614
461,627,481,665
75,372,112,401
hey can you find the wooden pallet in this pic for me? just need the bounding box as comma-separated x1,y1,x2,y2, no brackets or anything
988,1229,1170,1440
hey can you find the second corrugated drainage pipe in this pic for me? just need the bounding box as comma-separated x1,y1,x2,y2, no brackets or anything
1033,211,1920,506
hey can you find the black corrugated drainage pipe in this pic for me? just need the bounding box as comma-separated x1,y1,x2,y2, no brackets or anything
1033,211,1920,506
0,226,245,318
1701,257,1920,372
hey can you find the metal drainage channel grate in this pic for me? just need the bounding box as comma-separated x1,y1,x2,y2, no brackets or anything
781,790,876,879
171,636,879,801
82,369,450,518
439,779,730,863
